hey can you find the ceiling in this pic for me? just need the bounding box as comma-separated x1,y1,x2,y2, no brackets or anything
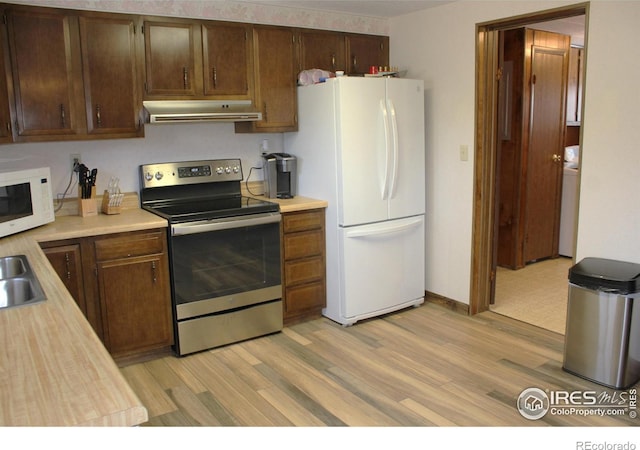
237,1,451,18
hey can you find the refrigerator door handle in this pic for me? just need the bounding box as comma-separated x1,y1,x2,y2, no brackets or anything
387,98,399,199
379,99,392,200
344,216,423,239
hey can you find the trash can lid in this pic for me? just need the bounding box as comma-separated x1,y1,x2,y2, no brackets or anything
569,257,640,294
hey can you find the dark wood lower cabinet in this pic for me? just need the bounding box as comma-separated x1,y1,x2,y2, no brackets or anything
282,209,326,325
41,228,173,365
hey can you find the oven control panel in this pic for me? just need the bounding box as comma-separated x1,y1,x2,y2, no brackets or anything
140,159,243,188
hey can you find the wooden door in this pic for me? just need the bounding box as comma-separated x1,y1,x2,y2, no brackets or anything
5,8,84,138
0,15,13,143
79,15,143,136
299,29,345,73
523,45,568,263
202,22,252,98
143,20,199,97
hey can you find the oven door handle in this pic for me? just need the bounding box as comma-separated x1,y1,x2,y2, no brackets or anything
171,212,281,236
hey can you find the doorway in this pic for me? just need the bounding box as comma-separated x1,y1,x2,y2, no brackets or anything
469,4,588,323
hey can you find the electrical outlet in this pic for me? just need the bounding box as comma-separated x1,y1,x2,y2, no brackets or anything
70,153,81,172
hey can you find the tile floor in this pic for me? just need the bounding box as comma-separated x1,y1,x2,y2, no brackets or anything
491,257,573,335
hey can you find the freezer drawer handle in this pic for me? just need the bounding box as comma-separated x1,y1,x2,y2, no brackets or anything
345,217,423,239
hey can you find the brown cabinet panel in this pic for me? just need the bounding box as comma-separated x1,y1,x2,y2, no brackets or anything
237,25,297,132
79,14,143,136
345,34,389,75
94,230,165,260
0,13,13,143
143,20,199,96
97,255,172,358
284,282,325,317
281,209,326,325
41,243,87,316
5,7,85,138
202,22,252,97
299,29,345,73
283,229,324,260
284,256,324,286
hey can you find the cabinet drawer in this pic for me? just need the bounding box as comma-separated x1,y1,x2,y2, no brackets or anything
283,210,324,233
94,230,165,261
285,282,325,315
284,256,324,286
283,229,323,260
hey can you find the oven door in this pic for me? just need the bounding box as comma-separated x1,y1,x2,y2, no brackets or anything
170,212,282,321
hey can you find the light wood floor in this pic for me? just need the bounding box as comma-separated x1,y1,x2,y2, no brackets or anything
493,257,573,334
121,302,637,427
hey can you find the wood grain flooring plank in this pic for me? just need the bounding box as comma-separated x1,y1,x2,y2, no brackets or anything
120,364,176,417
165,385,224,426
124,303,636,427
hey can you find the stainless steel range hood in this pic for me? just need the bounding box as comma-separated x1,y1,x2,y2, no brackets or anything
143,100,262,123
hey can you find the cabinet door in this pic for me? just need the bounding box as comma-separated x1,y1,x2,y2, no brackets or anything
98,255,173,358
5,7,85,138
249,26,297,132
79,14,143,136
42,244,88,316
143,20,199,97
345,34,389,75
202,22,252,98
0,14,13,143
299,29,345,73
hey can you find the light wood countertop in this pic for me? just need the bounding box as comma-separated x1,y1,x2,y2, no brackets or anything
0,208,165,426
242,183,328,213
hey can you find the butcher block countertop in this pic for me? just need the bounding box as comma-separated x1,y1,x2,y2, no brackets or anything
242,182,328,212
0,207,166,426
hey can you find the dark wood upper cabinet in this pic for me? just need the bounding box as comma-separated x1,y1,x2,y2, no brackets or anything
143,19,253,100
298,29,345,73
0,11,13,143
143,20,198,97
345,33,389,75
5,6,85,139
202,22,253,98
236,25,298,133
79,14,143,137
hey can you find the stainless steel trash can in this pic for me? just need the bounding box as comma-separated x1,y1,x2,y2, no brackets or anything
563,257,640,390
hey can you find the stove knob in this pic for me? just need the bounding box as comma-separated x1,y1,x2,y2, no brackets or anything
225,166,231,174
145,172,154,181
233,166,240,173
216,167,224,175
155,171,163,180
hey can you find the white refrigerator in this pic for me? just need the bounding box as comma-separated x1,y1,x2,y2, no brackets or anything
284,76,425,326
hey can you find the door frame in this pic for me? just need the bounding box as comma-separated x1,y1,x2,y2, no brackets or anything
469,3,588,315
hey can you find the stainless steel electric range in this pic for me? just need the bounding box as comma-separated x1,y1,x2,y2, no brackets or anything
140,159,282,356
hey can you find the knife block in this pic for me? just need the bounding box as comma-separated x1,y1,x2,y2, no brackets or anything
78,186,97,217
101,190,121,215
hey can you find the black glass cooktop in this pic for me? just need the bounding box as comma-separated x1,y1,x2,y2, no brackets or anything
144,195,279,223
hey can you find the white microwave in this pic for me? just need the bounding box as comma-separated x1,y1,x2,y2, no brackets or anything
0,167,55,239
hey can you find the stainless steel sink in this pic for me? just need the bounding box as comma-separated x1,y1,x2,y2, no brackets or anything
0,255,46,309
0,256,26,278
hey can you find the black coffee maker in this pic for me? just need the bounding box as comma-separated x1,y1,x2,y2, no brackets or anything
262,153,297,199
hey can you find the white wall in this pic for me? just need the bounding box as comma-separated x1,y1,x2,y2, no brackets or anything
1,124,282,198
390,1,640,305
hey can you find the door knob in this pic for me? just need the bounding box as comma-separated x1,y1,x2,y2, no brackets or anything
552,154,562,162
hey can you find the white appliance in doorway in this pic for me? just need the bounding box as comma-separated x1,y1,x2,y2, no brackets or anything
284,77,425,325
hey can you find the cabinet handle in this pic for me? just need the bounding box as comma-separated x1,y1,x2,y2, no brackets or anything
183,67,188,89
352,56,357,70
60,104,66,127
212,67,217,89
151,261,157,284
263,102,267,122
96,104,102,127
64,252,71,280
331,54,336,69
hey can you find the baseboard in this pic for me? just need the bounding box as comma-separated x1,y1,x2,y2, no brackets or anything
425,291,470,315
